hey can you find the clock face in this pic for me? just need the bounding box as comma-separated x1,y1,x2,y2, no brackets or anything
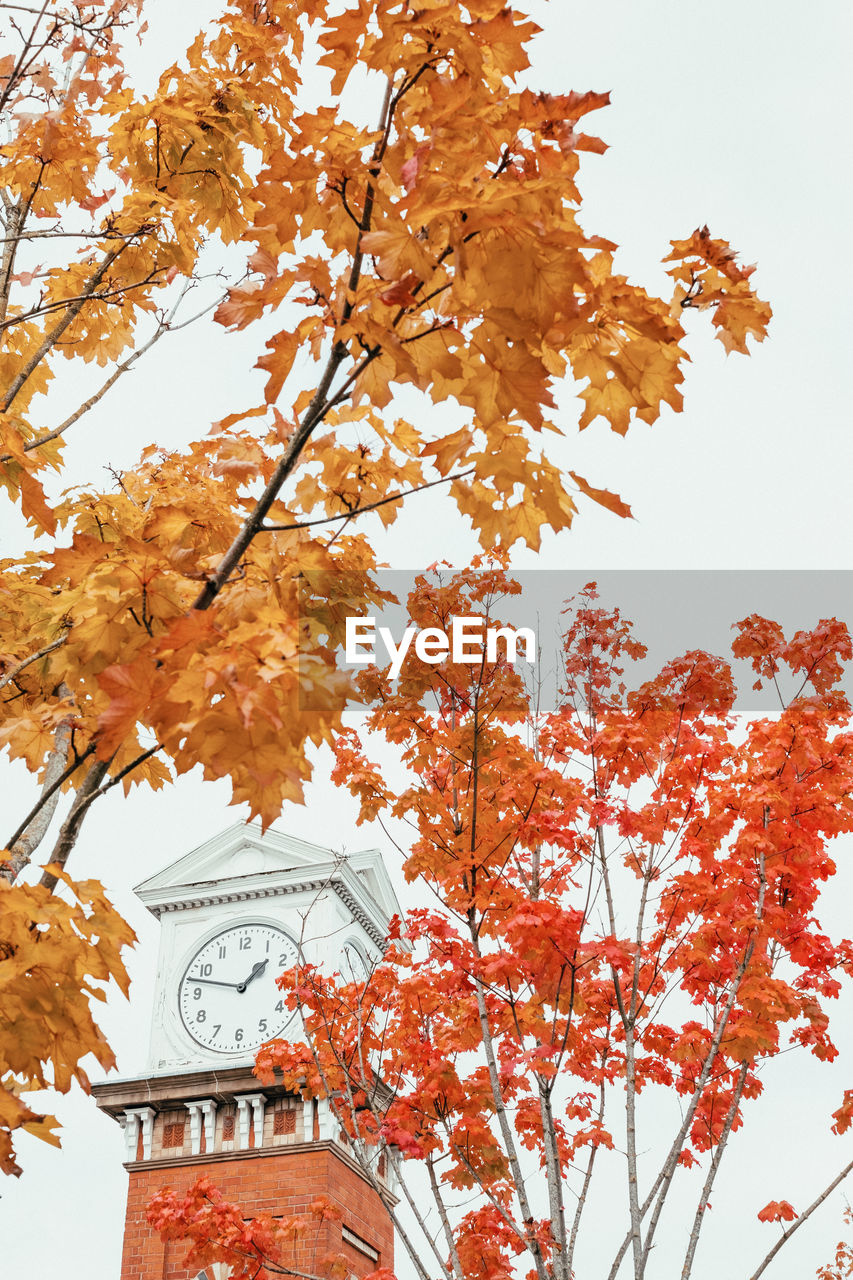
178,922,299,1054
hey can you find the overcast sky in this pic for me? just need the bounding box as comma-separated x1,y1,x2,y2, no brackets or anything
3,1,853,1276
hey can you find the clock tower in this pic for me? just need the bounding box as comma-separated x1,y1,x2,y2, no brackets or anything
93,823,399,1280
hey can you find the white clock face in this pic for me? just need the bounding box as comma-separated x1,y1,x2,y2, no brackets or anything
178,922,299,1054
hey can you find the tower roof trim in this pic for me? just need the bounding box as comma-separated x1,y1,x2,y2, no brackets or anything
133,821,400,937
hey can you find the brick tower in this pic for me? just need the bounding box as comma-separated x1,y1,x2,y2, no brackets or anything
93,824,398,1280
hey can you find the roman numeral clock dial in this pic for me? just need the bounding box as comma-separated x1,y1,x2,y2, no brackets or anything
178,922,299,1053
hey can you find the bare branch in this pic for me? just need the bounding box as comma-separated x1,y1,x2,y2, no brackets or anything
3,741,96,869
0,202,21,325
0,227,145,245
384,1146,455,1280
426,1155,465,1280
681,1061,749,1280
566,1053,609,1276
539,1082,570,1280
746,1157,853,1280
0,0,49,116
40,753,113,892
36,739,163,891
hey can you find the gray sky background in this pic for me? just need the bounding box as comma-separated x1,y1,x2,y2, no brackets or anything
2,1,853,1276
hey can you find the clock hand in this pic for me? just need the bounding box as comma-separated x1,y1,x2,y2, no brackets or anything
237,959,268,993
191,977,241,989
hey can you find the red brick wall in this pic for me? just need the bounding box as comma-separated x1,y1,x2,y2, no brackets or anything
120,1146,393,1280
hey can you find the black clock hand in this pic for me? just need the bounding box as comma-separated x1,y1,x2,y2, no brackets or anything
237,959,268,993
191,977,240,989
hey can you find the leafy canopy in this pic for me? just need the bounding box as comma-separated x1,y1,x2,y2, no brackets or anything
0,0,768,1175
154,563,853,1280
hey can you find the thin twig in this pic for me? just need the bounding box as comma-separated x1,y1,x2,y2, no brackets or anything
0,285,222,462
261,469,475,532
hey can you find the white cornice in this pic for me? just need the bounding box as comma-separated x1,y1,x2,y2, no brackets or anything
147,871,387,947
134,821,400,943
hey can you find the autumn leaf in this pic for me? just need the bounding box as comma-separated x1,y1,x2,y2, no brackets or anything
758,1200,798,1224
665,225,772,353
570,470,633,519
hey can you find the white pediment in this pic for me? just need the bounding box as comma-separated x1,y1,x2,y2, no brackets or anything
133,821,400,933
349,857,400,923
136,823,336,896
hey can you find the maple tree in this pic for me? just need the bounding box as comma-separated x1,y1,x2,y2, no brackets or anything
150,564,853,1280
0,0,771,1174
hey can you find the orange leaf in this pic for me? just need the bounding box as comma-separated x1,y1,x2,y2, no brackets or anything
570,471,633,519
758,1200,797,1223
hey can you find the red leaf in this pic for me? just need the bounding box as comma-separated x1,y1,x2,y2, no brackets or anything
757,1200,797,1223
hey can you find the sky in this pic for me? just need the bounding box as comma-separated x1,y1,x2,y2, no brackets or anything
2,0,853,1276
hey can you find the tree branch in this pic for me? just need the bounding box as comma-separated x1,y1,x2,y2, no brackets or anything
0,689,80,884
0,0,49,116
470,936,549,1280
605,839,769,1280
0,201,21,326
566,1053,609,1276
746,1157,853,1280
191,78,399,613
40,753,113,892
626,844,769,1278
260,468,475,532
1,241,127,411
680,1061,749,1279
3,741,95,869
539,1081,570,1280
37,740,162,892
426,1154,465,1280
0,284,222,462
0,630,67,691
0,263,166,335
